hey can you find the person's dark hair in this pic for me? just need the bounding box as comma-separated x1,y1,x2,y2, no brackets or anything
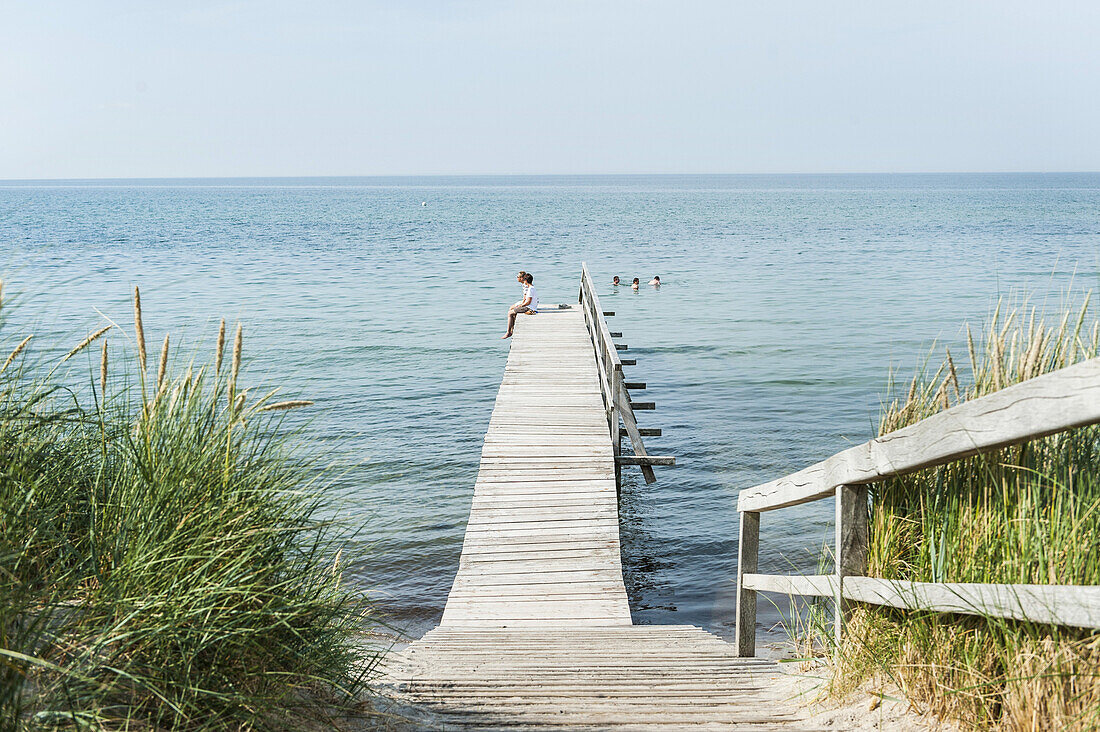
523,273,534,284
632,278,640,284
654,276,660,282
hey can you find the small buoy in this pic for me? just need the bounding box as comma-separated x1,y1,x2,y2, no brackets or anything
421,201,427,206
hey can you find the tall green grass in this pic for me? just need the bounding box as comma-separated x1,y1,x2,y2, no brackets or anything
819,298,1100,730
0,288,378,729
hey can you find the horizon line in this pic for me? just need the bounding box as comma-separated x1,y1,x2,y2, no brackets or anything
3,170,1100,184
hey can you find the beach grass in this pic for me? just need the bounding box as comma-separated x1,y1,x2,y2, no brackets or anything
0,289,379,729
806,297,1100,730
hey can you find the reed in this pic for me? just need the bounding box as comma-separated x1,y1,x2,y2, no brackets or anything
0,299,380,729
812,296,1100,730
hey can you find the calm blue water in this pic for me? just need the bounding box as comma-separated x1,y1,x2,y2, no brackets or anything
2,174,1098,641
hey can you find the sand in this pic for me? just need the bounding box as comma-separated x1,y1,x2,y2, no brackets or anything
758,640,958,731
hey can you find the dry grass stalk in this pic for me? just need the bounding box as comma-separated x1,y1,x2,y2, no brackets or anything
134,286,146,373
157,334,169,391
100,341,108,397
261,400,314,412
945,348,961,402
228,323,242,407
216,318,226,374
2,334,33,373
63,324,112,362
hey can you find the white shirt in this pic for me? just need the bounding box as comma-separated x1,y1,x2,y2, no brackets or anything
524,285,539,312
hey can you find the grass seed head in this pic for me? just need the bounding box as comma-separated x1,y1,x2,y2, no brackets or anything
157,334,169,390
232,323,242,382
100,340,108,396
228,323,242,408
2,334,32,373
63,324,112,362
134,286,146,373
216,318,226,374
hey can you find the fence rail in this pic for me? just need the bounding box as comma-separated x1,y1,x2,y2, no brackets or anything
578,263,674,487
734,357,1100,656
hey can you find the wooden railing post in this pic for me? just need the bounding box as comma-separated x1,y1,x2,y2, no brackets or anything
735,510,760,656
834,484,868,653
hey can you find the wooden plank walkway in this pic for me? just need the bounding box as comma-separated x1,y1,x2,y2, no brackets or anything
380,307,811,729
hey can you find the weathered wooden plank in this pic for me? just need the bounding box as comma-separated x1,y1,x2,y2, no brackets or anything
739,357,1100,512
742,573,836,597
742,574,1100,630
845,578,1100,629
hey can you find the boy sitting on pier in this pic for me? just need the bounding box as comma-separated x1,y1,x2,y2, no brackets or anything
502,272,538,339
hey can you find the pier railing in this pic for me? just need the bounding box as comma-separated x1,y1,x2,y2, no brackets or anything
578,263,674,487
734,357,1100,656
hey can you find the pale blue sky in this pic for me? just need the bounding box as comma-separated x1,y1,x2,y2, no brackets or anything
2,1,1099,178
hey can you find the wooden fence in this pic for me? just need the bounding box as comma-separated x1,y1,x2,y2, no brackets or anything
734,357,1100,656
578,263,674,487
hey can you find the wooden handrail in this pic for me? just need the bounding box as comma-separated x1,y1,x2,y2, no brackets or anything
579,263,674,486
742,574,1100,630
739,357,1100,513
735,356,1100,657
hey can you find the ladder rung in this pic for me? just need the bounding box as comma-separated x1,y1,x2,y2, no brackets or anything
616,455,676,466
624,382,646,390
621,428,661,437
632,402,655,410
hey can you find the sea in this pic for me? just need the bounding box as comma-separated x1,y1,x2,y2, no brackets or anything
2,173,1098,643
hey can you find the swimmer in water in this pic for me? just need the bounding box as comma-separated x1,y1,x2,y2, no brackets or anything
649,276,661,287
612,276,620,286
631,278,640,290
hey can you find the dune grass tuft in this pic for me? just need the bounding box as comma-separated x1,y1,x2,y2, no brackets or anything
808,296,1100,730
0,292,379,730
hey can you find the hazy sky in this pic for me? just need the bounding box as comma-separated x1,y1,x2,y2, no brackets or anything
3,1,1099,178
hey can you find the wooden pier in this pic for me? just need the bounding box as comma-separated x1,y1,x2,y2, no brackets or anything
380,267,809,730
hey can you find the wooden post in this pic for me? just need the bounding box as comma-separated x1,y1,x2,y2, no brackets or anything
834,484,868,653
735,510,760,657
